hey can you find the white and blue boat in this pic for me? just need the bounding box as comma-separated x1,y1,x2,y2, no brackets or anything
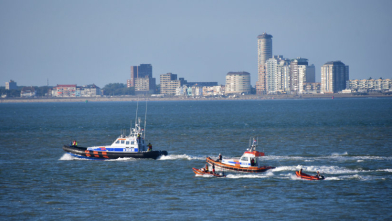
63,102,168,160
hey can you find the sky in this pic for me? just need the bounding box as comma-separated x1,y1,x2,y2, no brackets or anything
1,0,391,88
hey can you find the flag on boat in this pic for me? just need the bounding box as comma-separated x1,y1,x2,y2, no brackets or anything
253,138,257,145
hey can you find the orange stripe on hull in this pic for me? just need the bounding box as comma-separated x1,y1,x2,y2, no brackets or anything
85,150,91,157
102,152,109,158
93,151,100,158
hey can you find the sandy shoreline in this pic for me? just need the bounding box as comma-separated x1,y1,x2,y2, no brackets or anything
1,94,391,103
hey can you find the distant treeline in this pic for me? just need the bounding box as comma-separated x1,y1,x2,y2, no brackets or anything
0,86,52,97
0,83,136,97
102,83,134,96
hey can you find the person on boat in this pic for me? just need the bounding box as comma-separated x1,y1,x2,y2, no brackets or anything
147,143,152,151
299,168,302,175
251,158,255,166
212,164,215,174
72,140,77,146
204,163,209,172
316,171,321,178
137,134,141,143
217,153,222,162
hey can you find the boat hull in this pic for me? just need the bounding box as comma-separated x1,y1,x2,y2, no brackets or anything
192,168,226,177
63,145,168,160
206,157,275,173
295,171,324,180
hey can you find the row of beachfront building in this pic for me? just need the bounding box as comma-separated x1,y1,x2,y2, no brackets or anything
3,82,102,98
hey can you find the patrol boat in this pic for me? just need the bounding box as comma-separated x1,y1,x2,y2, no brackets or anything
206,138,275,173
63,102,168,160
63,119,167,159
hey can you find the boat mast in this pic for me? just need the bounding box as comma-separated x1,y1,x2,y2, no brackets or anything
135,97,139,128
144,100,147,139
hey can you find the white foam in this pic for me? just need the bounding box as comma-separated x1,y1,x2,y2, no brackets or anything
225,173,269,179
59,153,85,161
331,152,348,156
272,166,298,172
376,169,392,172
106,157,137,161
158,154,205,161
272,165,376,175
263,154,392,162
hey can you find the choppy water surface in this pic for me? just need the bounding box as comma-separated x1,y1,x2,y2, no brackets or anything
1,99,391,220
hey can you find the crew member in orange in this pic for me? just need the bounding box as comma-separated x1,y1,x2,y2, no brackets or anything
147,143,152,151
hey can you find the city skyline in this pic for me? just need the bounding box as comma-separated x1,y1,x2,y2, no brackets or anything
1,0,391,87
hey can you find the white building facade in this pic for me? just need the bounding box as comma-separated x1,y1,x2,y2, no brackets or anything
225,72,251,95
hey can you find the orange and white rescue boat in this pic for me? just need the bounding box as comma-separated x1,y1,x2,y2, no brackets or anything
206,137,275,173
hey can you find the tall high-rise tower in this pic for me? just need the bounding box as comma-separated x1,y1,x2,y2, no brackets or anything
256,33,273,95
321,61,349,93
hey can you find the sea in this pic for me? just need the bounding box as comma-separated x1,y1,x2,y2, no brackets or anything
1,98,391,220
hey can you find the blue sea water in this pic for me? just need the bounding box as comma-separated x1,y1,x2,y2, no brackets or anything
1,98,392,220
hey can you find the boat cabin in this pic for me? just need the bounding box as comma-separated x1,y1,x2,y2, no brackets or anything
87,122,148,153
221,150,265,168
239,151,264,167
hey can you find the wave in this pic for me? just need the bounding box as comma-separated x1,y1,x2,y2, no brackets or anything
58,153,137,161
225,171,275,179
331,151,348,156
59,153,85,161
263,154,392,161
272,165,392,175
158,154,205,161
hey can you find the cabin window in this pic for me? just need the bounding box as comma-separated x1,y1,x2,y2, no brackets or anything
121,140,125,144
241,157,249,162
115,140,120,144
131,141,134,145
126,141,129,145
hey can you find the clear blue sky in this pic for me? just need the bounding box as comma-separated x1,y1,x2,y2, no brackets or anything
1,0,391,87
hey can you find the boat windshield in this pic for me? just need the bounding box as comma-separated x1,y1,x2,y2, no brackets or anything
240,157,249,162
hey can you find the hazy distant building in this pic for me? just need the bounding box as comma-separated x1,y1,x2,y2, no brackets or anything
321,61,349,93
160,73,186,95
225,72,251,94
52,84,101,97
135,77,156,94
52,84,77,97
129,64,152,87
256,33,273,94
289,58,315,94
20,87,36,97
5,80,17,90
347,78,391,92
302,82,321,94
266,55,291,94
77,84,102,97
128,64,156,94
185,82,218,87
202,85,225,96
